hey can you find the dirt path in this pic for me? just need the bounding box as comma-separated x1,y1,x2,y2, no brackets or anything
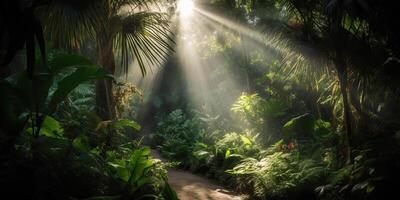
151,150,241,200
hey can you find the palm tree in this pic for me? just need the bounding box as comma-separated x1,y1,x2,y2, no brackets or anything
40,0,174,120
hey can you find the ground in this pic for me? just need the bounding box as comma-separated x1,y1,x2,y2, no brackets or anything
151,150,242,200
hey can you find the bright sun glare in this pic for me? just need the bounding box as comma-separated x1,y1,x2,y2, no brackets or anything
178,0,194,16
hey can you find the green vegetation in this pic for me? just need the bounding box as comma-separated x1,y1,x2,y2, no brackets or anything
1,0,400,200
0,52,177,199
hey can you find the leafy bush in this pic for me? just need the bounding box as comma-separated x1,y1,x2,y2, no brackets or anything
231,93,287,126
231,93,288,144
0,52,178,200
154,91,397,200
155,109,200,143
215,132,260,159
190,131,261,178
154,109,201,166
0,52,113,139
228,150,329,200
5,115,177,200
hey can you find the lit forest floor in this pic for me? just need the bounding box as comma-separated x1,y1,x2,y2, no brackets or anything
151,150,242,200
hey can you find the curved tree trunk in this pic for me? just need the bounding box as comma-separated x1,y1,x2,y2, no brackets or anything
96,35,116,120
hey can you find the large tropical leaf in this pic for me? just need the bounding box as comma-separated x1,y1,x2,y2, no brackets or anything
48,66,113,113
48,53,93,72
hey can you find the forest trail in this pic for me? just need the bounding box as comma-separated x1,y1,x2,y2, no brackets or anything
151,150,242,200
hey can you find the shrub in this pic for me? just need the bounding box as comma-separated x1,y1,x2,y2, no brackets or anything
228,150,329,200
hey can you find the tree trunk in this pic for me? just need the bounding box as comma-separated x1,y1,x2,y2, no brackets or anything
96,35,116,120
335,57,352,164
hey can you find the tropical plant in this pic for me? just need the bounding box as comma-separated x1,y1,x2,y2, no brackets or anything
102,147,178,199
38,0,174,120
228,150,329,200
154,109,200,144
232,93,287,121
55,83,100,139
0,52,113,153
95,118,142,155
235,0,400,164
231,93,288,144
0,74,178,199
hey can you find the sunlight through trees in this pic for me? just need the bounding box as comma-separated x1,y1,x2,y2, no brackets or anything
1,0,400,199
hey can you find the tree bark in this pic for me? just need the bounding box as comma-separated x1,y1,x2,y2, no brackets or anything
335,56,352,164
96,35,116,120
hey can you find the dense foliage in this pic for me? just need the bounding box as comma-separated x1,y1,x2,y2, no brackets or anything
1,0,179,199
154,97,398,199
151,1,400,199
0,52,177,199
2,0,400,200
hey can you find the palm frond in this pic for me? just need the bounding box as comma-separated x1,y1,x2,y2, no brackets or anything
114,11,174,77
38,0,106,49
111,0,165,13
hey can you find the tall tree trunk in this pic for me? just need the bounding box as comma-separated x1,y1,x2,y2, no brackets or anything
335,56,352,164
96,35,116,120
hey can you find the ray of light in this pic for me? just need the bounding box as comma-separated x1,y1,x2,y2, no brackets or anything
194,7,326,79
174,6,247,114
195,8,286,53
177,0,194,17
132,2,319,118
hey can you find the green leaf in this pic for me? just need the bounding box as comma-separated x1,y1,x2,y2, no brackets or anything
366,183,375,193
263,99,287,117
115,119,141,131
194,150,211,157
73,134,90,152
119,147,155,194
240,135,252,146
49,53,93,72
36,136,71,150
39,116,64,137
195,142,208,149
108,160,130,182
283,113,316,140
162,180,179,200
225,149,231,159
129,177,152,194
48,66,113,113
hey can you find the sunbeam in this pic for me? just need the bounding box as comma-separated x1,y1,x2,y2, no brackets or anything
2,1,398,200
178,0,194,17
195,7,330,80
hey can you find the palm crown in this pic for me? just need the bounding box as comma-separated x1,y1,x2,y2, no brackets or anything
36,0,175,119
41,0,174,76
